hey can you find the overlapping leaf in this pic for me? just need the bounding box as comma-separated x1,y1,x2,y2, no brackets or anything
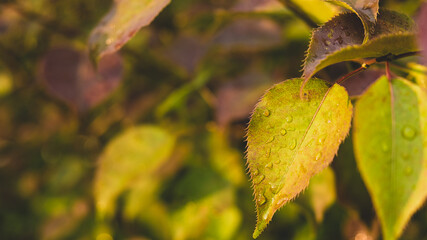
94,125,175,217
88,0,171,61
326,0,379,41
247,78,352,238
303,9,417,81
418,2,427,66
354,76,427,240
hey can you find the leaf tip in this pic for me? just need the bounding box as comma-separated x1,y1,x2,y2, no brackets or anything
253,219,267,239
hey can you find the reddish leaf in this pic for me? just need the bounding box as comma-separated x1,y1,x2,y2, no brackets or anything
41,47,123,112
418,2,427,66
215,70,272,127
212,18,283,51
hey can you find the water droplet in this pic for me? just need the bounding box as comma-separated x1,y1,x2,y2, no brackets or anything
381,142,389,152
335,36,343,44
254,174,265,184
286,116,293,123
289,139,297,150
405,167,413,176
253,168,259,176
266,148,271,158
266,136,275,143
257,193,266,205
315,152,322,161
105,38,113,45
300,164,307,174
280,129,287,136
263,109,270,117
322,39,329,46
262,211,269,220
266,162,273,169
401,152,410,160
402,126,416,140
275,197,288,208
317,136,325,145
270,184,279,193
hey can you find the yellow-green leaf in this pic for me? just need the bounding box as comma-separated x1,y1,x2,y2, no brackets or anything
353,76,427,240
306,166,336,222
94,125,175,217
171,188,241,240
247,78,353,238
326,0,379,41
88,0,171,61
286,0,339,24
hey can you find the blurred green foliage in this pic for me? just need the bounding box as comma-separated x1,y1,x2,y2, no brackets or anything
0,0,426,239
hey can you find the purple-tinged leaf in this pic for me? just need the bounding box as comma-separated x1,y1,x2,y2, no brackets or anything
326,0,379,41
41,47,123,112
418,2,427,66
212,18,283,52
303,10,416,81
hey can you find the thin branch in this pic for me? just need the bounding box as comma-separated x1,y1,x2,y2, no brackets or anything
336,63,370,85
279,0,318,29
385,61,392,81
375,51,421,63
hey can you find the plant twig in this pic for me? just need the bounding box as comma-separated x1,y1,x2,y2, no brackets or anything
279,0,318,29
336,63,370,84
385,61,392,80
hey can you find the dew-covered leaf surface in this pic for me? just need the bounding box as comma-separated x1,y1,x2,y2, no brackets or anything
353,76,427,240
303,9,416,81
247,78,352,238
326,0,379,41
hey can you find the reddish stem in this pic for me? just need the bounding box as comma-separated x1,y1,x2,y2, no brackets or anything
385,61,392,81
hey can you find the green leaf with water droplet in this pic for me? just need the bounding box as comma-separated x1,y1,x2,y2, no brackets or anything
88,0,171,61
94,125,175,217
326,0,379,42
353,76,427,240
247,78,353,238
303,9,417,81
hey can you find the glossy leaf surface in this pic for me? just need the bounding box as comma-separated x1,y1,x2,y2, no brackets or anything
88,0,171,60
354,76,427,240
247,78,352,238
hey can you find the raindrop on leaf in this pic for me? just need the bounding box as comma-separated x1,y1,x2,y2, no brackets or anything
402,126,416,140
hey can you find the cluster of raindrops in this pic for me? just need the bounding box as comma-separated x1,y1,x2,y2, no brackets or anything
401,125,417,176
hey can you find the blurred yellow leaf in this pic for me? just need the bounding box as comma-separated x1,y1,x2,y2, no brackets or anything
94,125,175,217
306,167,336,222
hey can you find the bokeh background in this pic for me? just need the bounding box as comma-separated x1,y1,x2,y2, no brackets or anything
1,0,427,239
